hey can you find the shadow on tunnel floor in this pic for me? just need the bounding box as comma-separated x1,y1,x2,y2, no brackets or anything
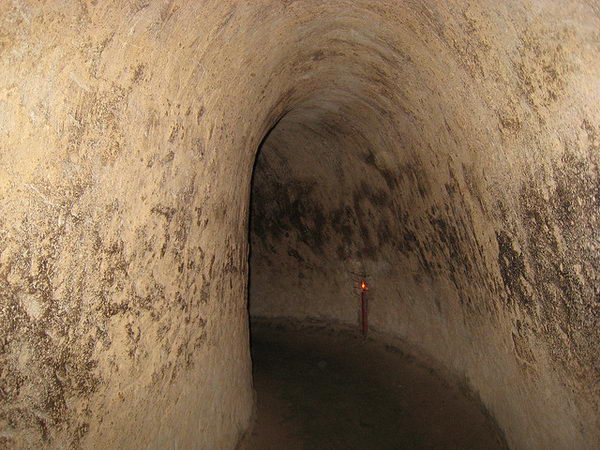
243,320,508,450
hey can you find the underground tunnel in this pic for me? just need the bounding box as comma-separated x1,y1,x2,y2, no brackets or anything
0,1,599,449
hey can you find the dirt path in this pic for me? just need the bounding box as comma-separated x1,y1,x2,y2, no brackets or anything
243,323,507,450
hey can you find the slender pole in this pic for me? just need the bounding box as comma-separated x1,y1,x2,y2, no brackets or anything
360,280,368,338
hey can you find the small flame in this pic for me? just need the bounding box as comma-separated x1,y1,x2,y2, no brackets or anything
361,280,368,291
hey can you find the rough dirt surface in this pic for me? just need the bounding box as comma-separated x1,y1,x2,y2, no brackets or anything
0,0,598,448
244,321,507,450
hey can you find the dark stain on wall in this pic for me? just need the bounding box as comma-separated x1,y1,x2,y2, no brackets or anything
251,178,327,254
495,230,528,306
516,147,599,386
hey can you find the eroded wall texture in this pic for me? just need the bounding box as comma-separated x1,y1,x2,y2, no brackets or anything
0,0,598,449
247,1,600,449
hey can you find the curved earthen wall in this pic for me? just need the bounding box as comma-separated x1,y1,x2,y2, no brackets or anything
1,1,598,448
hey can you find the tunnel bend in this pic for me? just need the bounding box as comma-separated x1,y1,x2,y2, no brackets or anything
1,0,598,448
239,2,599,448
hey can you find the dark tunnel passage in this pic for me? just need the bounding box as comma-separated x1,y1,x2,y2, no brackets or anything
1,1,598,449
243,14,600,442
245,97,507,449
248,106,396,324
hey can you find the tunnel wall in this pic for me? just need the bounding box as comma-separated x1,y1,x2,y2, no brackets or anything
0,0,598,448
248,1,600,449
0,2,266,448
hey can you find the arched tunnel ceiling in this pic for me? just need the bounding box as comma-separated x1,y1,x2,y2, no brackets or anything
0,1,598,449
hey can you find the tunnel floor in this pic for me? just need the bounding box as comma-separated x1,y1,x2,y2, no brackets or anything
244,322,507,450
